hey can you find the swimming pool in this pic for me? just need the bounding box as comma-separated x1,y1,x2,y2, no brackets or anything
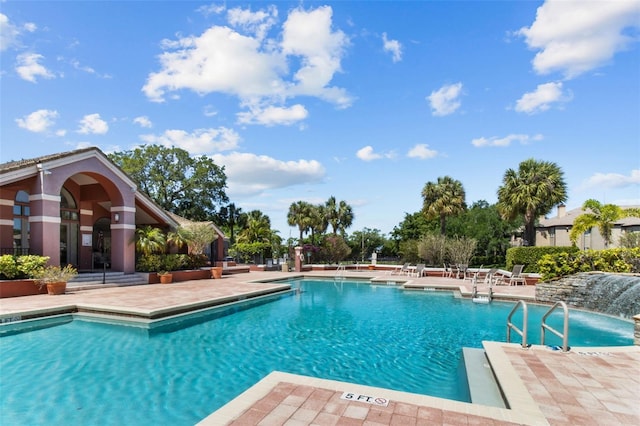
0,278,633,425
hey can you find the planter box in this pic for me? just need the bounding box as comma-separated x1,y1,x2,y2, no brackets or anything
147,269,212,284
0,279,48,298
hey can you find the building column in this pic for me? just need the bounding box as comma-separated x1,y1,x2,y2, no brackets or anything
111,205,136,273
29,193,61,266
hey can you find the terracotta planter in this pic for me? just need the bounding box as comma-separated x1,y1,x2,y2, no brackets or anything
46,281,67,295
211,267,223,279
159,274,173,284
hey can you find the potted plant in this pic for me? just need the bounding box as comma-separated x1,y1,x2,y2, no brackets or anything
33,264,78,295
157,270,173,284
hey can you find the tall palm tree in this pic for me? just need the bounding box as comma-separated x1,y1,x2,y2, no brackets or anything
287,201,314,244
570,199,640,248
219,203,243,246
308,204,328,245
325,196,355,235
421,176,466,235
497,158,567,246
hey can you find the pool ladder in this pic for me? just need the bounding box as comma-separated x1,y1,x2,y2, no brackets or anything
506,300,570,352
334,263,346,280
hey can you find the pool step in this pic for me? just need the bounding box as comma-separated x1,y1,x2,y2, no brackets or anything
462,347,506,408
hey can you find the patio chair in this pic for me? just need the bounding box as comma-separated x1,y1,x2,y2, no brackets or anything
508,264,526,286
482,268,499,286
391,263,410,275
442,263,452,278
414,263,426,277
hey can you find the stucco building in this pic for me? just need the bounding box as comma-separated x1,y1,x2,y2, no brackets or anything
0,148,226,273
536,204,640,250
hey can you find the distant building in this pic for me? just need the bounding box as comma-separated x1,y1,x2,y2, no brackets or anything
0,148,226,273
535,204,640,250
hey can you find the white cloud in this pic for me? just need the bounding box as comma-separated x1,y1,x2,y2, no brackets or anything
427,82,463,116
140,127,240,154
355,145,398,161
237,104,308,126
227,5,278,41
15,109,58,133
15,52,55,82
210,152,325,196
133,116,153,128
143,5,352,117
77,113,109,135
515,81,571,114
471,133,543,147
382,32,402,62
0,13,18,51
581,169,640,190
407,144,438,159
517,0,640,78
197,3,226,17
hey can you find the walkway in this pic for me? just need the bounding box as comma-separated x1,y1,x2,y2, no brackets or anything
1,270,638,425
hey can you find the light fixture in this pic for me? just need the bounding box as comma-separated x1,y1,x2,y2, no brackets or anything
114,213,120,222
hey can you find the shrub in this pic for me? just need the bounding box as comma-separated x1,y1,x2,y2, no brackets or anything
0,255,50,280
537,248,640,281
0,255,18,279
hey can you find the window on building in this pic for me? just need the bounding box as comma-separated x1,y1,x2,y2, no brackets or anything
13,190,30,254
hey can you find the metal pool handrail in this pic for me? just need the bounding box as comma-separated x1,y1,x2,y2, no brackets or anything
541,301,570,352
507,300,528,348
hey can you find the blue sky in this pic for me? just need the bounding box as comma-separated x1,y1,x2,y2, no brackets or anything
1,1,639,237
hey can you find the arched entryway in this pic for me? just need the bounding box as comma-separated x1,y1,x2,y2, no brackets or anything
93,217,111,270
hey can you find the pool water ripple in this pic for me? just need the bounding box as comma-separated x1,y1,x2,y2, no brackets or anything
0,279,633,426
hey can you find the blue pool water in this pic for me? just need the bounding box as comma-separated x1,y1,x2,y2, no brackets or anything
0,279,633,425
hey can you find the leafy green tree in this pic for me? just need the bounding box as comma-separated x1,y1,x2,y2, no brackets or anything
619,231,640,248
325,196,355,235
168,222,217,256
569,200,640,248
217,203,244,246
497,158,567,246
322,234,352,264
421,176,466,235
287,201,314,244
109,145,228,220
348,228,387,262
308,204,328,245
417,233,447,266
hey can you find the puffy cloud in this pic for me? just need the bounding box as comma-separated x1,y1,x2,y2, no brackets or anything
582,169,640,189
210,152,325,196
77,113,109,134
471,133,543,147
237,104,308,126
0,13,19,51
227,5,277,41
133,116,153,128
140,127,240,154
356,146,382,161
15,109,59,133
517,0,640,78
515,81,571,114
15,52,55,82
143,5,352,116
427,82,463,116
1,13,36,52
382,32,402,62
407,144,438,159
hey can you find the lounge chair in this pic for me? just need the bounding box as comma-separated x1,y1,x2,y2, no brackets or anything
482,268,498,286
391,263,410,275
414,263,426,277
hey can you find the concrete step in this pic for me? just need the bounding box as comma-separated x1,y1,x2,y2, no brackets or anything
68,272,148,290
462,347,506,408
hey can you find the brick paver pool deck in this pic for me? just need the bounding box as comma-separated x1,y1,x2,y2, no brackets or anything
1,270,638,425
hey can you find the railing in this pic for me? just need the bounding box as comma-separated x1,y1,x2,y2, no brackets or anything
541,301,570,352
507,300,529,348
334,263,346,280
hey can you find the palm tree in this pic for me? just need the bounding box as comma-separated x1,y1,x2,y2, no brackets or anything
308,204,328,245
570,199,640,248
219,203,243,246
287,201,314,244
325,196,354,235
497,158,567,246
134,226,166,256
421,176,466,235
